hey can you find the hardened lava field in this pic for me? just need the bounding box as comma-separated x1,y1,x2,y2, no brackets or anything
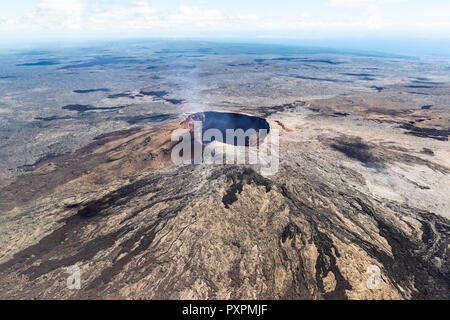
0,41,449,299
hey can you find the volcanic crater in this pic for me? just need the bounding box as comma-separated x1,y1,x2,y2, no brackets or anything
181,111,271,146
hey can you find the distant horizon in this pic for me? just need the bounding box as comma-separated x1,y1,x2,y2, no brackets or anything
1,36,450,58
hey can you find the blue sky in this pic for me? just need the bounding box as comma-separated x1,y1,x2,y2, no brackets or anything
1,0,450,52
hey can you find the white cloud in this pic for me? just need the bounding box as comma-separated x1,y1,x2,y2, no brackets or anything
363,4,383,29
27,0,86,30
11,1,228,32
86,1,158,30
234,14,260,22
328,0,408,6
165,5,226,28
328,0,373,7
38,0,84,14
0,0,448,39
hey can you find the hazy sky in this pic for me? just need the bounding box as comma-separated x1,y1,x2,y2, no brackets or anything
1,0,450,42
